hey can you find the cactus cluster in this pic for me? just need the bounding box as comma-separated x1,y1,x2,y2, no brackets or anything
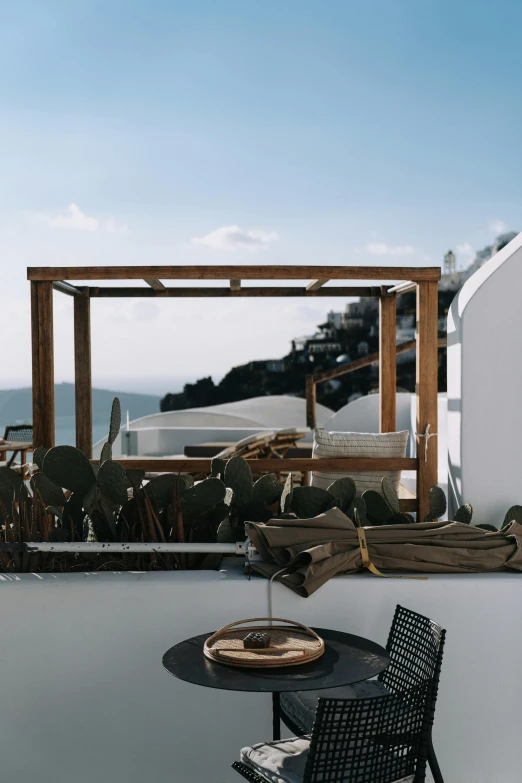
3,396,519,574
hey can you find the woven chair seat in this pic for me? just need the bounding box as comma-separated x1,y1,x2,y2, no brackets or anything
280,680,389,734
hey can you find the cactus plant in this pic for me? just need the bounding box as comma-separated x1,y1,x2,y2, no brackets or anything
100,442,112,464
363,489,395,524
97,459,129,506
32,473,66,507
33,447,49,470
224,456,253,507
144,473,191,507
181,477,227,508
290,486,336,518
0,466,23,507
211,457,226,479
327,477,356,514
43,445,96,494
108,397,121,445
503,505,522,528
428,485,447,520
381,477,400,515
253,473,282,506
454,504,473,524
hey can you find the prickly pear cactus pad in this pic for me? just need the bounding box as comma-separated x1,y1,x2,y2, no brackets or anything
362,490,394,523
32,472,66,507
252,473,283,505
181,477,227,508
429,485,447,519
43,445,96,494
0,466,23,506
108,397,121,445
100,442,112,464
381,477,400,516
290,486,337,518
326,477,356,513
97,459,129,506
224,456,253,507
454,504,473,524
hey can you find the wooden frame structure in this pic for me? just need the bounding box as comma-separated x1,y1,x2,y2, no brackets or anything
27,265,440,519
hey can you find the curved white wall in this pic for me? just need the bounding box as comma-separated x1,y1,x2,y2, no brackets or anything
94,396,333,457
448,232,522,525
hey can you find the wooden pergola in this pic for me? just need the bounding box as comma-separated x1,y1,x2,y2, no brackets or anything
28,265,440,519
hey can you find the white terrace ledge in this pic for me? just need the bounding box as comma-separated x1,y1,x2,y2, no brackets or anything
0,563,518,783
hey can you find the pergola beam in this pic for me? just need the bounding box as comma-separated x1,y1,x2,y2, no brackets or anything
28,265,442,282
52,281,83,296
144,278,166,291
84,286,383,298
306,279,330,292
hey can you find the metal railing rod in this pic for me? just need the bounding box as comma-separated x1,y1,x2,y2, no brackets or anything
0,542,240,554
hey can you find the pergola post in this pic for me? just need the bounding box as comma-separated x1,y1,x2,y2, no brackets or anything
74,292,92,457
416,281,439,521
306,375,317,429
31,281,55,448
379,292,397,432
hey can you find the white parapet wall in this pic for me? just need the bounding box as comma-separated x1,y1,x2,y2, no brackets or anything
0,565,520,783
447,231,522,524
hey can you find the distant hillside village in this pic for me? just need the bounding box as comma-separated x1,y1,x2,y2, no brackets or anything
160,231,517,413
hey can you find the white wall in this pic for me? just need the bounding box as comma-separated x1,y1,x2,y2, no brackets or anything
447,231,522,524
0,566,519,783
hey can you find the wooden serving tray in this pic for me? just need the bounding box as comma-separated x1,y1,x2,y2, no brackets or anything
203,618,324,669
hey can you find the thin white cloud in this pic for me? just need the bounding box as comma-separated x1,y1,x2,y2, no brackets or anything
36,203,128,234
190,225,279,251
489,219,508,235
361,242,416,257
456,242,475,265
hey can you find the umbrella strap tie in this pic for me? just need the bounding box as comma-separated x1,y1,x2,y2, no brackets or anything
357,528,427,580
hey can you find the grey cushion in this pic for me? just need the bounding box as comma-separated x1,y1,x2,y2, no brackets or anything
240,733,414,783
281,680,389,733
240,735,310,783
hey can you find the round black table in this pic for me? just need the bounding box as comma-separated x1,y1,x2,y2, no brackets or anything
163,627,390,740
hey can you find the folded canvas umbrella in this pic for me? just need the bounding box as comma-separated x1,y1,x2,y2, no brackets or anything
245,508,522,597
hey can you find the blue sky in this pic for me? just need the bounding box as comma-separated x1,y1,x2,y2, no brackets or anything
1,0,521,393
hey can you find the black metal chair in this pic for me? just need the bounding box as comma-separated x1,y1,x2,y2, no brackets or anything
279,605,446,783
1,424,33,476
3,424,33,442
233,673,443,783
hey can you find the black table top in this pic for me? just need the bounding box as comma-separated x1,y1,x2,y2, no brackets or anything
162,627,389,693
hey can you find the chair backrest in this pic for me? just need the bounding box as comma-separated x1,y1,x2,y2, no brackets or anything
305,682,432,783
304,609,446,783
3,424,33,442
379,604,444,693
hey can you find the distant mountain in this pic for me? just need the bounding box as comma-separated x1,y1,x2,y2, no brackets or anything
0,382,160,434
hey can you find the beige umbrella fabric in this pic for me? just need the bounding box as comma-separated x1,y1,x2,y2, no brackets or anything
245,508,522,597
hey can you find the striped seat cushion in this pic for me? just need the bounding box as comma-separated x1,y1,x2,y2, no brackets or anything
240,730,414,783
312,429,409,495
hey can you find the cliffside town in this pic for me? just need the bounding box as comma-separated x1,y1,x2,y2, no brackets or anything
161,232,517,413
